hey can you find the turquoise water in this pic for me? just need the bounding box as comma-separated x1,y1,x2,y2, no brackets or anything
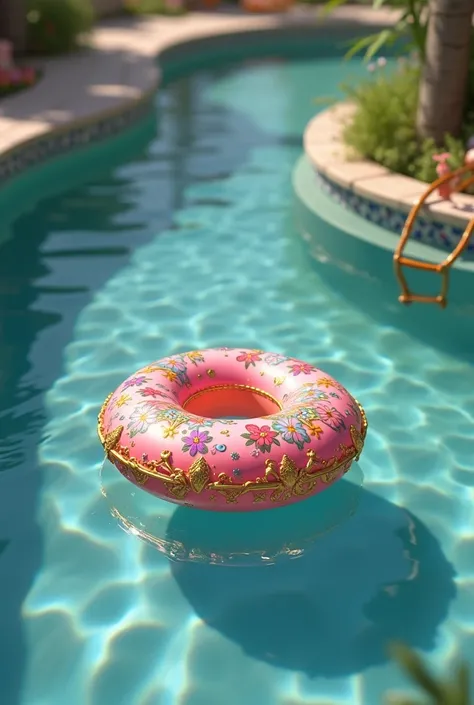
2,44,474,705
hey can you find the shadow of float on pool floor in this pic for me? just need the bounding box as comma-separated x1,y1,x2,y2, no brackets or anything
169,487,456,677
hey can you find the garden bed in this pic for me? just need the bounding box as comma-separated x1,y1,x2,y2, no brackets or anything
304,104,474,254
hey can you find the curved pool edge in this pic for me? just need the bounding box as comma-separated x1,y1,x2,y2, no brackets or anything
0,8,397,189
303,104,474,255
292,153,474,311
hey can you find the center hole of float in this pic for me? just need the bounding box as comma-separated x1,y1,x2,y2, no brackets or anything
182,385,282,420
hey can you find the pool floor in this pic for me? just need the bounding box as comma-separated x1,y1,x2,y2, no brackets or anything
1,49,474,705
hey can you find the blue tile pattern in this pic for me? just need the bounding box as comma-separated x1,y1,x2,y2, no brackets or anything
0,96,153,184
315,170,474,254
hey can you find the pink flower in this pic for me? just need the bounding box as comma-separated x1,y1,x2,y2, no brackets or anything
9,69,22,85
21,67,36,85
315,403,346,432
236,351,262,369
138,386,168,398
433,152,451,164
288,362,313,376
241,424,280,453
123,375,148,388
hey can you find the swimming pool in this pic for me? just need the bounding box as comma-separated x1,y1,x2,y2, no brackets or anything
1,36,474,705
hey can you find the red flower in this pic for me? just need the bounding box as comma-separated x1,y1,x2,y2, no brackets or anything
21,67,36,85
138,386,168,398
241,424,280,453
236,350,262,369
288,362,313,376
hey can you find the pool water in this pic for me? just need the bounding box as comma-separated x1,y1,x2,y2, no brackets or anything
2,45,474,705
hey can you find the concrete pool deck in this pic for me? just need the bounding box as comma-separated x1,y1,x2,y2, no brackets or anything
0,6,397,164
1,5,471,259
304,105,474,231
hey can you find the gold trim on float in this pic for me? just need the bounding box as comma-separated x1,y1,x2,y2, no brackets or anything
181,383,283,411
97,392,368,505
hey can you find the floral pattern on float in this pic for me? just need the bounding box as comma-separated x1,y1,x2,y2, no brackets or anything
99,347,367,511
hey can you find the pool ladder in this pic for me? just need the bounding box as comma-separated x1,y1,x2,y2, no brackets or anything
394,164,474,308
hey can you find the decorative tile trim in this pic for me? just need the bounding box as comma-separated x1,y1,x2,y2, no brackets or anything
304,104,474,258
0,87,156,186
315,168,473,255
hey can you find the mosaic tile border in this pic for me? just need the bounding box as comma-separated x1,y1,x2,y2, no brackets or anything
0,89,156,186
315,170,474,255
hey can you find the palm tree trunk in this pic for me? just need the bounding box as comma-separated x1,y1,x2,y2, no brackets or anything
0,0,26,54
416,0,474,144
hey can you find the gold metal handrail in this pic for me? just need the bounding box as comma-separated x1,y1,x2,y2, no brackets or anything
394,164,474,307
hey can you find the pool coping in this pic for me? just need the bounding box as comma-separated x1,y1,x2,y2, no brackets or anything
304,103,474,232
0,6,399,180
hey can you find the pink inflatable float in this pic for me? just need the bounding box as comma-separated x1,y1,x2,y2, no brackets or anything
98,348,367,512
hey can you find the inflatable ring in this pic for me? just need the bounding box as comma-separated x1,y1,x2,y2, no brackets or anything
98,348,367,512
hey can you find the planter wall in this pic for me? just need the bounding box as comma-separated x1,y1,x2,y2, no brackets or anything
304,105,474,257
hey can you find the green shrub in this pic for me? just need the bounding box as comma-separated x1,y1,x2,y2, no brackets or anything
342,61,470,183
123,0,186,15
26,0,95,55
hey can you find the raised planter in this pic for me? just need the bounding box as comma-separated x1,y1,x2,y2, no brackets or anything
303,103,474,255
